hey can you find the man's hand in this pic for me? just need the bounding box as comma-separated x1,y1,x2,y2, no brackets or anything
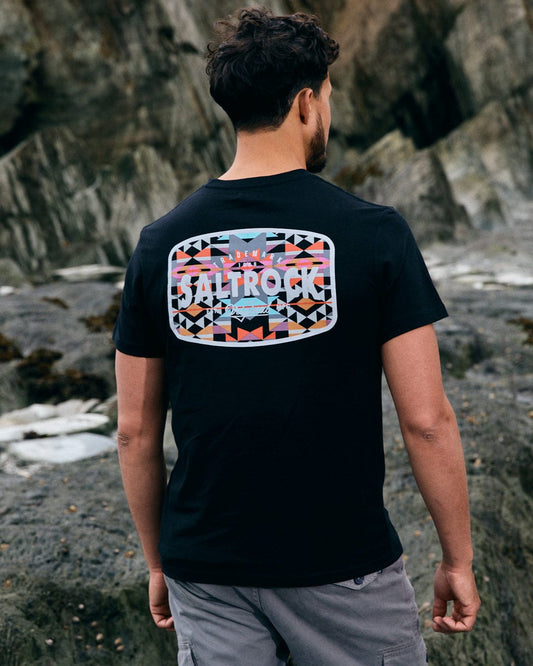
432,562,480,633
149,570,175,631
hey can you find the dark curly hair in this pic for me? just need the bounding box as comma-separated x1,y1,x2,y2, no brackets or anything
206,7,339,131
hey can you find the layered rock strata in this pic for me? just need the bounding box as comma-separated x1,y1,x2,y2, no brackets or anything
0,0,531,276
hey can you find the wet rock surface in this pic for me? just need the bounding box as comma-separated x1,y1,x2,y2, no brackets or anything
1,225,533,664
0,279,120,413
0,450,178,665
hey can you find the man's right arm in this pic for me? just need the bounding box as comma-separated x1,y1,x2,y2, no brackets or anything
382,324,481,634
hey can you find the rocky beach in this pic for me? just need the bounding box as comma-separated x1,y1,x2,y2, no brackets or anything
1,208,532,665
1,0,532,664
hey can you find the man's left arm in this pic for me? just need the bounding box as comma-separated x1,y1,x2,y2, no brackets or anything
115,350,174,631
382,324,480,633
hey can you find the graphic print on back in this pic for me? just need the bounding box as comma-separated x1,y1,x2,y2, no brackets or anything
168,228,337,346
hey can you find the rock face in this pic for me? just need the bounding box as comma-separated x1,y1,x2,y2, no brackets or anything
0,278,120,413
0,128,179,272
0,0,236,276
335,131,471,245
0,1,532,664
328,0,532,237
329,0,533,148
0,0,531,274
329,0,468,148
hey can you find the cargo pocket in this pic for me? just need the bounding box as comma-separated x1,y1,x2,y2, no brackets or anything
332,571,380,590
379,636,427,665
178,640,198,666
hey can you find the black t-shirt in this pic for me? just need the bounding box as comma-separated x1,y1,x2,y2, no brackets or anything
113,169,447,586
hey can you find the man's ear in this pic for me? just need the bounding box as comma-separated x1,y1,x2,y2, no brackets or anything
297,88,314,125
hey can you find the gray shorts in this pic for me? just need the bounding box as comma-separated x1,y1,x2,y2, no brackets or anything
164,556,427,665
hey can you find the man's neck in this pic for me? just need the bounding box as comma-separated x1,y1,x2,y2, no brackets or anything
218,125,307,180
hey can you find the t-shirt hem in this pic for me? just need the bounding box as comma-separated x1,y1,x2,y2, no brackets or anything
113,337,164,358
161,545,403,588
380,305,448,345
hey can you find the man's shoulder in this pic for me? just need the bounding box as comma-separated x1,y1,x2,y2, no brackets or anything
137,173,401,247
137,185,212,248
307,174,394,216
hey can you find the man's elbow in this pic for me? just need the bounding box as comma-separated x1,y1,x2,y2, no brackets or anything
116,417,158,452
400,399,457,445
117,429,133,450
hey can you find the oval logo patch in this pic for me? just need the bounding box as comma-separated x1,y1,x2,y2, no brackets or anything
168,228,337,347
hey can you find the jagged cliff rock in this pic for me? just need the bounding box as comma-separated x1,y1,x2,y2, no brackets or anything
328,0,468,148
327,0,532,235
0,0,531,276
0,0,236,167
0,127,179,272
0,0,239,275
335,131,471,244
328,0,533,149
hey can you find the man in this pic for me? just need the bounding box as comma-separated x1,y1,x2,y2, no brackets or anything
114,8,480,665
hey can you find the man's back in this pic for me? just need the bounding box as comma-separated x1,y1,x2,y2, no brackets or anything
114,168,446,586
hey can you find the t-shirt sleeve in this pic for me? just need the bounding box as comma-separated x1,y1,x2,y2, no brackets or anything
376,208,448,344
113,239,166,358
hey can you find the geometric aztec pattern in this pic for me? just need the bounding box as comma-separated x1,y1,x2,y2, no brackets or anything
167,228,337,347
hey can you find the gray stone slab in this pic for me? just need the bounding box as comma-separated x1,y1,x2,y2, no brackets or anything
8,432,115,463
0,413,109,444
